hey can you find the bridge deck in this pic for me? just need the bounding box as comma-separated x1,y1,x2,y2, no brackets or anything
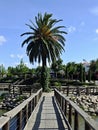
24,91,68,130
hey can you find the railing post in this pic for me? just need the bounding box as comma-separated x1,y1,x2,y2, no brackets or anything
26,105,28,123
85,121,92,130
74,110,79,130
96,87,98,93
35,95,37,106
65,100,67,116
90,87,91,94
2,122,9,130
86,87,89,95
67,86,69,96
93,87,94,94
18,110,22,130
60,97,62,109
62,98,64,112
68,104,72,126
33,97,35,110
32,98,34,111
30,100,33,112
77,87,80,96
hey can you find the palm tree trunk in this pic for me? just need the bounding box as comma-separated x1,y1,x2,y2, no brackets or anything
40,57,46,91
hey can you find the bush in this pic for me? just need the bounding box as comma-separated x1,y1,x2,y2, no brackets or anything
0,93,8,99
54,82,61,91
41,67,50,92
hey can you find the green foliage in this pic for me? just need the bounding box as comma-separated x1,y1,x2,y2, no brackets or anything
0,93,8,102
65,62,77,80
16,95,27,102
15,59,30,75
50,78,66,86
83,68,86,82
51,58,63,72
41,67,50,91
7,59,31,78
0,64,6,78
54,81,61,90
88,69,91,82
44,87,51,92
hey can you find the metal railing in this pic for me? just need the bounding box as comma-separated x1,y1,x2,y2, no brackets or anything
0,88,42,130
54,88,98,130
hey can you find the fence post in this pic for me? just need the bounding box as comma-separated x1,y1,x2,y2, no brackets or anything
67,86,69,96
85,121,92,130
86,87,89,95
65,100,67,116
26,105,28,123
35,95,38,106
74,110,79,130
77,87,80,96
2,122,9,130
68,104,72,126
18,110,22,130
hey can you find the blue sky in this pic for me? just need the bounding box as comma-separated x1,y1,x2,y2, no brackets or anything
0,0,98,68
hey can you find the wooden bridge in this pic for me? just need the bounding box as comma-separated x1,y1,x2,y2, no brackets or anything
0,88,98,130
24,91,69,130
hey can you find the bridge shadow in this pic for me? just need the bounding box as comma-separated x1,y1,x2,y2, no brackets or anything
52,96,66,130
32,96,45,130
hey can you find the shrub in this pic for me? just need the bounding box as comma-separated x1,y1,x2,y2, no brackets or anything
54,82,61,91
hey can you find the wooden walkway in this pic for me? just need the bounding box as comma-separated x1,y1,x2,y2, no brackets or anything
24,91,68,130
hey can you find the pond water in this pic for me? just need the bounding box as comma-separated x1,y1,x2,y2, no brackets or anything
0,90,8,96
77,115,98,130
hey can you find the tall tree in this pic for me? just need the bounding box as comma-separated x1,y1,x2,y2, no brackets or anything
21,12,67,91
79,63,83,82
51,58,63,78
0,64,6,78
90,60,97,80
66,62,77,80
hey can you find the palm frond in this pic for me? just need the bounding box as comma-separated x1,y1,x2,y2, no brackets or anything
20,32,34,36
21,12,67,66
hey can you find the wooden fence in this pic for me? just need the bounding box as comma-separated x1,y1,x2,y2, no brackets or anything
54,88,98,130
62,86,98,96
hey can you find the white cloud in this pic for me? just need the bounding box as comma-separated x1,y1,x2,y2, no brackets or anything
67,26,76,33
10,54,15,58
90,7,98,16
0,35,6,45
96,29,98,34
10,54,24,59
17,54,23,59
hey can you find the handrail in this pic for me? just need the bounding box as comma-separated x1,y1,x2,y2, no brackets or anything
54,88,98,130
0,88,42,130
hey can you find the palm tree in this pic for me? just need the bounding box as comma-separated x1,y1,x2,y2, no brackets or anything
21,12,67,91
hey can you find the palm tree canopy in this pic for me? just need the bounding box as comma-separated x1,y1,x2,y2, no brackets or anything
21,12,67,66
